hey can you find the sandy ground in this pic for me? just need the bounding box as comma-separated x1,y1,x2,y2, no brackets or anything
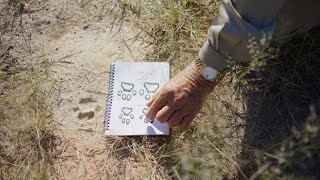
2,0,250,178
49,23,150,179
22,0,152,178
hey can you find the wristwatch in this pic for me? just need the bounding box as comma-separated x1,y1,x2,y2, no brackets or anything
195,58,223,82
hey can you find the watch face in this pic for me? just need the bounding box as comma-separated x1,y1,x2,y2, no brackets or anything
202,67,217,81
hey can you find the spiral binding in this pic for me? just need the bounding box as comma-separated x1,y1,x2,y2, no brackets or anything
105,63,116,132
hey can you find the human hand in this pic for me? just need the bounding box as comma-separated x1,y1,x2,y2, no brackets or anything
146,62,221,128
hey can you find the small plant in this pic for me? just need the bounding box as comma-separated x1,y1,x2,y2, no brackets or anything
0,56,56,179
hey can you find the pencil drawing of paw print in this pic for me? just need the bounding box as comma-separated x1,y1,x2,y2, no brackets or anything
119,107,134,124
139,82,160,100
118,82,137,101
139,108,149,123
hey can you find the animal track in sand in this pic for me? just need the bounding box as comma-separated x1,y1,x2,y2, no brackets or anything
78,111,95,120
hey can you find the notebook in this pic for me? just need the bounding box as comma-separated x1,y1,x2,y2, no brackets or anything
105,62,170,136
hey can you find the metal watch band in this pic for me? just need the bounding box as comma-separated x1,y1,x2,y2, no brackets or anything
195,59,224,83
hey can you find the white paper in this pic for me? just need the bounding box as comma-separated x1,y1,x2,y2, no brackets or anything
105,62,170,136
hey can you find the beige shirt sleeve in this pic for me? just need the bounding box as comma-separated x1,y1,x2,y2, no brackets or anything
199,0,284,72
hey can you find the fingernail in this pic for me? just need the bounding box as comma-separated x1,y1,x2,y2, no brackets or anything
146,116,153,123
146,102,152,107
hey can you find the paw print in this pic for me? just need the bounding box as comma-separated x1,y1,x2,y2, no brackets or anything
139,82,159,100
139,108,149,123
119,107,134,124
118,82,136,101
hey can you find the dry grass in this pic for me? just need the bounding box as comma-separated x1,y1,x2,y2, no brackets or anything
110,0,246,179
0,60,57,179
111,0,320,179
236,27,320,179
0,1,57,179
1,0,319,179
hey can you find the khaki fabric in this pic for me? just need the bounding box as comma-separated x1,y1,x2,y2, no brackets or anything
199,0,320,72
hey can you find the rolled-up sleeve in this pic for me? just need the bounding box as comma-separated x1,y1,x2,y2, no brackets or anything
199,0,284,72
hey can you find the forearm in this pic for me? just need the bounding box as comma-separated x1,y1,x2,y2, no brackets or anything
200,0,285,72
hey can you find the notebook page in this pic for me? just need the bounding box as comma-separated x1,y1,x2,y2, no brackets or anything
105,62,170,136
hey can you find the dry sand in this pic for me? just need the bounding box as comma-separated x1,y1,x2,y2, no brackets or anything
25,0,151,178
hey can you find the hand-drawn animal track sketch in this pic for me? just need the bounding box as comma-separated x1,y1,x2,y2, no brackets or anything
118,82,136,101
139,107,149,123
121,94,126,100
139,89,144,95
120,107,134,125
140,82,159,100
121,82,134,92
142,108,148,115
121,118,130,124
127,94,132,100
144,82,159,93
145,94,151,100
122,107,133,116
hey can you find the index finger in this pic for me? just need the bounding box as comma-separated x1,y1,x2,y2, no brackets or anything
146,91,168,121
146,89,161,107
